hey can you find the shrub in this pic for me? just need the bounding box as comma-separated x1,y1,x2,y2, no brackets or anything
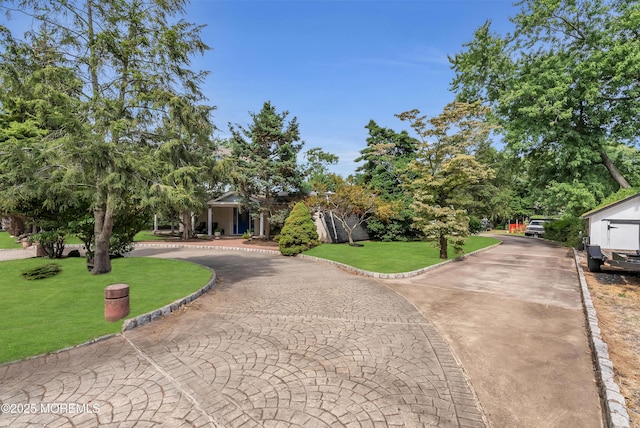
468,216,483,234
22,263,62,280
29,230,66,259
366,202,421,242
279,202,319,256
544,216,585,248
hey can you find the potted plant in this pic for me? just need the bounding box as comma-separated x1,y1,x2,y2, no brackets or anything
214,227,223,239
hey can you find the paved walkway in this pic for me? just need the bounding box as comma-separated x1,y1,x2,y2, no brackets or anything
0,247,35,261
0,247,486,427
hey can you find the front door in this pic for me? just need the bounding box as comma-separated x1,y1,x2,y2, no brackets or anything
234,208,250,235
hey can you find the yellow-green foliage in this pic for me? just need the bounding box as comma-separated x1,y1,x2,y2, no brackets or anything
279,202,319,256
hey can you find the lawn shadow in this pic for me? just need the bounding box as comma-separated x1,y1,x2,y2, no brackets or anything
130,247,281,288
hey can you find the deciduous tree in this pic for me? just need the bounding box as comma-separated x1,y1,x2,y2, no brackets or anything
450,0,640,195
398,102,495,259
307,177,394,246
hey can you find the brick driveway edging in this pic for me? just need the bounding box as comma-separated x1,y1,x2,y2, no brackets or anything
573,249,631,428
134,242,280,255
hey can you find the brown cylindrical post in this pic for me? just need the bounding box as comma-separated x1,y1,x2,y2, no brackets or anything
35,243,45,257
104,283,130,322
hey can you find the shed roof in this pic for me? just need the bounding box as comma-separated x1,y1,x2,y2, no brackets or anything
581,192,640,218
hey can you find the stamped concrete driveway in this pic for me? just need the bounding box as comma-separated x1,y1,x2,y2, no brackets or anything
383,235,603,428
0,248,485,427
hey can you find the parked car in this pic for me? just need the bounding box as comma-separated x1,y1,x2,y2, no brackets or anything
524,220,546,237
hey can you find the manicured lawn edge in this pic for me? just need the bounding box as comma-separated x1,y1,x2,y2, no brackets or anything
572,249,631,428
0,258,217,367
122,264,217,331
298,240,503,278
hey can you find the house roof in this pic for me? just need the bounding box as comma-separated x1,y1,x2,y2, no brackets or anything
582,192,640,218
207,191,262,206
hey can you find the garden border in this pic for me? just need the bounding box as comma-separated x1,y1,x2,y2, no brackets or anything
573,249,631,428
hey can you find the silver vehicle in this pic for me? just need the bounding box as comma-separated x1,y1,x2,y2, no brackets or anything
524,220,546,237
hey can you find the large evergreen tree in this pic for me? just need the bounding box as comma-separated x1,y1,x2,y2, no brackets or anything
0,27,90,233
355,120,419,241
228,101,304,239
0,0,215,273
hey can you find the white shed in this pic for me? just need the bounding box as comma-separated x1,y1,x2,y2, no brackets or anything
582,192,640,251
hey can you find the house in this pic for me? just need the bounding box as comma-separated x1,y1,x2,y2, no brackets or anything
159,191,371,243
582,192,640,251
194,192,266,236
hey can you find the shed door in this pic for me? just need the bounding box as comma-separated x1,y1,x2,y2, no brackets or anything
607,222,640,250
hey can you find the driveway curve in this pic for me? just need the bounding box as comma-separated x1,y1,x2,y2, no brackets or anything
0,247,485,427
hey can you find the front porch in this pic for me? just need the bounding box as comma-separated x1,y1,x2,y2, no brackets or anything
197,192,266,237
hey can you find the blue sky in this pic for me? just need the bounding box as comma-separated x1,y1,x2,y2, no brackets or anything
192,0,517,176
3,0,517,176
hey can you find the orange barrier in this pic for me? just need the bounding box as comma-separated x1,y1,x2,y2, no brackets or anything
509,224,526,234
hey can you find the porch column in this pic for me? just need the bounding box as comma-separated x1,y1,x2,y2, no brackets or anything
153,214,158,234
207,207,213,236
191,212,196,232
259,212,265,236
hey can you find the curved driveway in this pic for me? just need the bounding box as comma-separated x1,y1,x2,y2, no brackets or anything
0,247,485,427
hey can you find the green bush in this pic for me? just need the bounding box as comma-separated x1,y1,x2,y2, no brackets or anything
366,202,421,242
29,230,66,259
22,263,62,280
544,216,585,248
468,216,483,234
279,202,319,256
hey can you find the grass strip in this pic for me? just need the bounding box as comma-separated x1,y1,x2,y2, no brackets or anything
303,236,500,273
0,231,22,249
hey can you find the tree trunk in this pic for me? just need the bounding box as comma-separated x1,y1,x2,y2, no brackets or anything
181,211,192,240
92,202,114,274
346,228,355,245
599,148,631,189
439,234,448,259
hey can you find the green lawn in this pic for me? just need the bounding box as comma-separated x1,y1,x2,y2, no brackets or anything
0,230,22,249
0,257,213,364
303,236,500,273
134,230,173,241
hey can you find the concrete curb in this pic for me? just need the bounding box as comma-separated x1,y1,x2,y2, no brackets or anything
121,266,217,332
298,241,503,279
573,249,631,428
